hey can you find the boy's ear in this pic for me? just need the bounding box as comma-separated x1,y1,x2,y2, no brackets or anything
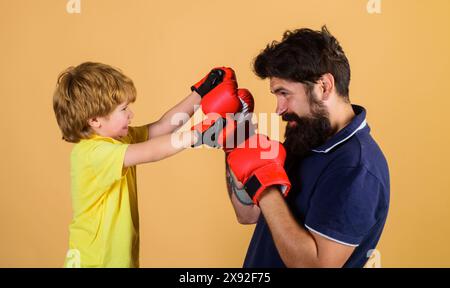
88,117,101,128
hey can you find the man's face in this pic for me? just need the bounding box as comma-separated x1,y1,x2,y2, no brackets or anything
271,77,313,122
270,77,335,162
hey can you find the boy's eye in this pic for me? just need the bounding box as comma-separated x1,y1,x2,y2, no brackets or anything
122,106,128,111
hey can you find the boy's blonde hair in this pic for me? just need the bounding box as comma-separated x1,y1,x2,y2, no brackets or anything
53,62,136,143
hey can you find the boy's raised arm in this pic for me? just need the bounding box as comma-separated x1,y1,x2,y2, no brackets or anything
124,130,198,168
147,92,201,138
147,67,232,138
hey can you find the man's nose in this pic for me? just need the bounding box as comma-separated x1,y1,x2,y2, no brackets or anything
275,97,288,115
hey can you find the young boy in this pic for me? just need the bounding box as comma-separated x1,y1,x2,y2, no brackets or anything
53,62,236,267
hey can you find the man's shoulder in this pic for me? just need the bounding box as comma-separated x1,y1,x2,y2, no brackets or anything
321,131,387,180
327,136,364,168
354,131,389,181
332,129,386,163
328,132,389,188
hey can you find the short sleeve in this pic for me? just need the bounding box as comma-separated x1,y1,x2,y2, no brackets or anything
88,141,129,188
304,166,384,246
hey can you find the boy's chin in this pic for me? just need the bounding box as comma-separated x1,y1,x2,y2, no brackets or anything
116,128,128,138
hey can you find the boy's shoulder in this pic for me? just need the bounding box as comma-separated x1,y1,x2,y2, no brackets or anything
70,136,130,178
71,125,148,160
71,136,119,160
72,135,114,149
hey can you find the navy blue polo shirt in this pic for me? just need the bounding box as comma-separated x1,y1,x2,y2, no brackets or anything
243,105,390,268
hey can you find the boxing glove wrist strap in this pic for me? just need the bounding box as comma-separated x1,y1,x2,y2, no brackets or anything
191,69,225,98
244,163,291,204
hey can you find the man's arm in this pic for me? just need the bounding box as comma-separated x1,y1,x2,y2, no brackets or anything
147,92,201,138
124,130,197,167
225,159,261,224
257,187,355,268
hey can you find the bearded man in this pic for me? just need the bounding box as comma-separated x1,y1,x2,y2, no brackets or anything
225,26,390,268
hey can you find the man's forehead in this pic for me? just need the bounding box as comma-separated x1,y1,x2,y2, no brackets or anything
270,77,298,93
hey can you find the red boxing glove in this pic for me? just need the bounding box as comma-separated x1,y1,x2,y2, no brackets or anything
217,89,255,152
190,67,240,148
190,113,225,148
237,87,255,115
227,134,291,205
200,67,240,118
192,89,256,149
191,67,237,98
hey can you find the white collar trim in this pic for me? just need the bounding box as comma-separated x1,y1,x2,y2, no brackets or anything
312,119,367,153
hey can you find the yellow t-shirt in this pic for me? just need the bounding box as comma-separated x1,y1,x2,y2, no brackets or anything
64,125,148,268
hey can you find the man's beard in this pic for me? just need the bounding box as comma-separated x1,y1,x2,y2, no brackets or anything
283,100,336,168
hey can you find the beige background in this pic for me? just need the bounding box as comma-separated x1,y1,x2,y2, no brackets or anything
1,0,449,267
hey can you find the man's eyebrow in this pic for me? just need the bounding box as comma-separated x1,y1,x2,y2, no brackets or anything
271,87,288,94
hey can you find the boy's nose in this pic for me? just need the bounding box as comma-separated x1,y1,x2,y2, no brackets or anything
129,110,134,119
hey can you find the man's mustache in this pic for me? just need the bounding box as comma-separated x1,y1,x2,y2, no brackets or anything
281,112,301,122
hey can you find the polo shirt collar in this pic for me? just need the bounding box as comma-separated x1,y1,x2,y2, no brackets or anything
311,105,368,154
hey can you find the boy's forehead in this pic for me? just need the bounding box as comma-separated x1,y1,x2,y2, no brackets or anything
113,101,128,110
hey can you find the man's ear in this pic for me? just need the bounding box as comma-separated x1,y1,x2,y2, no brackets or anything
319,73,335,100
88,117,101,129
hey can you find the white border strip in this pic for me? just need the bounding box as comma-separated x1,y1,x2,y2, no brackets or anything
312,119,367,153
305,224,359,247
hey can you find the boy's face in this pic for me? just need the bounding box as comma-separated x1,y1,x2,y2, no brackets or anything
90,101,134,140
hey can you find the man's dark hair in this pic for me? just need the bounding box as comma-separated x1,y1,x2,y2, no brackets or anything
254,26,351,99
